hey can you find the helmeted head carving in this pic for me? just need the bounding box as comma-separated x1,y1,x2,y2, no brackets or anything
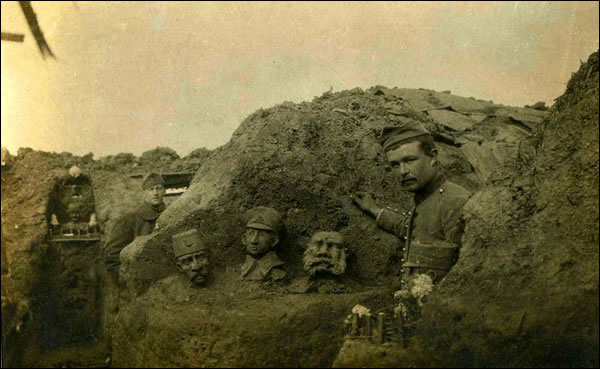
303,231,347,277
172,229,209,286
242,207,283,258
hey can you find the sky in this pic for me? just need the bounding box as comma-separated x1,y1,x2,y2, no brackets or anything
1,1,598,157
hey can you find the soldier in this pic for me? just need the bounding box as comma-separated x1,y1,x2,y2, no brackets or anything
101,173,166,345
103,172,166,280
240,207,286,282
351,121,472,285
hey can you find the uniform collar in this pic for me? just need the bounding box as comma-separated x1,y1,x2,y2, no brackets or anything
241,251,283,279
138,201,166,221
413,173,445,206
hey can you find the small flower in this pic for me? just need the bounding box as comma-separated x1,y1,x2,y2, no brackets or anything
351,304,371,317
410,274,434,305
394,289,411,300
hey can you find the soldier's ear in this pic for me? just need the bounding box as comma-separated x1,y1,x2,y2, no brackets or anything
429,148,438,167
271,234,280,248
241,233,248,246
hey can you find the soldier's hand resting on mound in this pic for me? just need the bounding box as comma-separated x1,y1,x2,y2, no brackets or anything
350,192,382,218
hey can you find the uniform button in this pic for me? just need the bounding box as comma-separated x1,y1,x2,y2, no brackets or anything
405,224,409,228
402,248,406,252
408,211,412,215
400,258,404,262
402,212,406,216
403,236,407,240
439,188,444,193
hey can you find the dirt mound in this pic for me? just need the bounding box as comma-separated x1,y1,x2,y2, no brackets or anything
334,50,599,368
115,87,546,367
423,50,599,368
2,76,551,366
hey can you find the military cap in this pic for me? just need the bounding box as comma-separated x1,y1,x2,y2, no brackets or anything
245,207,283,235
172,229,207,258
142,172,165,190
379,121,430,152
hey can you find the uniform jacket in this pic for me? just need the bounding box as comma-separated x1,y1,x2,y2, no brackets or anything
240,251,286,282
103,202,165,273
376,175,472,282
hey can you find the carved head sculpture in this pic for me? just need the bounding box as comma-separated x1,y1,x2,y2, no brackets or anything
172,229,209,286
242,207,283,258
67,202,84,222
303,231,347,277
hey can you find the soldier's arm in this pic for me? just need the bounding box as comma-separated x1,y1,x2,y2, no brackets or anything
440,195,470,245
351,192,410,238
375,209,410,238
103,215,134,274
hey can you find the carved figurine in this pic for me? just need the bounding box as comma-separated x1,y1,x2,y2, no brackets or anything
240,207,286,282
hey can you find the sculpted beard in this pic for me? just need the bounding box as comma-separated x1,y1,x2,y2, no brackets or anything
303,243,347,277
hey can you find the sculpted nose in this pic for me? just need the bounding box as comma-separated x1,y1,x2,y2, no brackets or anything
399,163,409,176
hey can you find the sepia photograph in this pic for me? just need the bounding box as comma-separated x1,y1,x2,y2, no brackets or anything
1,1,598,367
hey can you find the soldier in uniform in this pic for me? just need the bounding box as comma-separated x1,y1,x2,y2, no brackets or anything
240,207,287,282
351,121,472,285
101,173,166,348
103,172,166,279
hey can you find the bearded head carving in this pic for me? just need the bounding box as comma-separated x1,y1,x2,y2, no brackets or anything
303,231,347,277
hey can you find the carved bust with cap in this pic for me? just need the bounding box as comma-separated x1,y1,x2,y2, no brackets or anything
240,207,286,282
351,120,472,285
172,229,209,286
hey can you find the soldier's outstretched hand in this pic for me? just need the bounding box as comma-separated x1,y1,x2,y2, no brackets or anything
350,192,381,218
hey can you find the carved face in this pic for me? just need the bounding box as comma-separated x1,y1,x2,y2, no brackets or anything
242,227,278,257
176,250,209,286
67,203,83,222
303,232,347,277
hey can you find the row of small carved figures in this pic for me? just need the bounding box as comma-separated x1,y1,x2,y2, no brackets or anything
344,307,414,346
50,223,100,236
49,214,99,236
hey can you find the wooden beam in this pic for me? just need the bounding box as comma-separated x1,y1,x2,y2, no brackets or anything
1,32,25,42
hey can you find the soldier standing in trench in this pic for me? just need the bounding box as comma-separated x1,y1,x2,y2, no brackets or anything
101,173,166,344
351,121,472,286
